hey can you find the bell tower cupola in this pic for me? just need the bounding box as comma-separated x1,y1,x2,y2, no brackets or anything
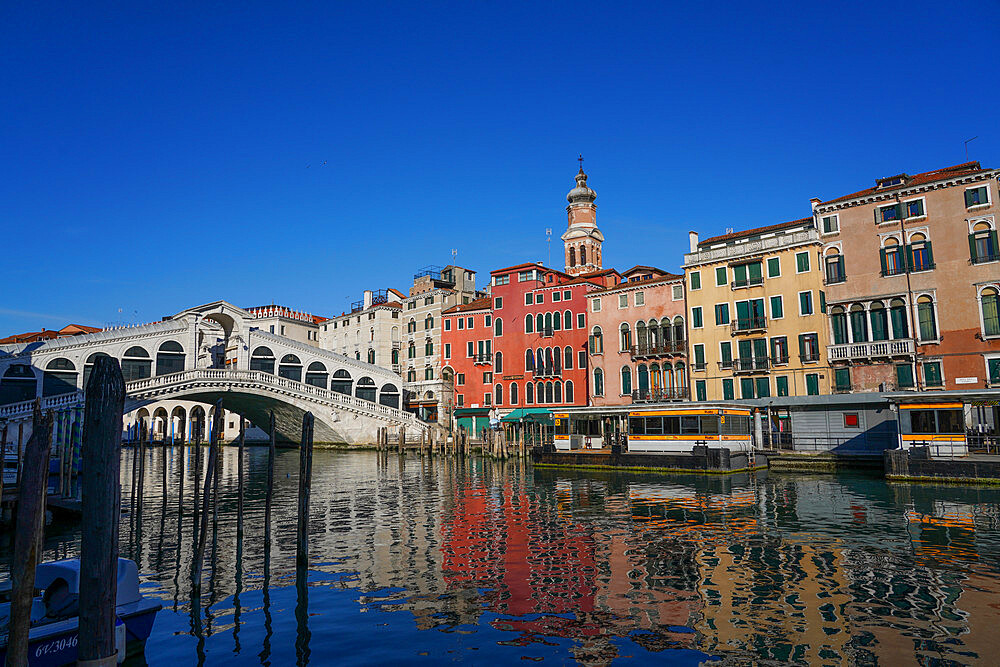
561,156,604,276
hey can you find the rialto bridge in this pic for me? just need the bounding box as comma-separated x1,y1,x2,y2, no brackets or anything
0,301,426,445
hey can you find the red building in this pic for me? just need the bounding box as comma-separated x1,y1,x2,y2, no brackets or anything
441,297,494,427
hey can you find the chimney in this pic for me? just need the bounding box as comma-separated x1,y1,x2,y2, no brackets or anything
363,290,373,309
688,231,699,253
809,197,821,212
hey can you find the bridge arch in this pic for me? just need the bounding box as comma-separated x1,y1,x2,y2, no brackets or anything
305,361,328,388
43,358,77,397
121,346,152,381
379,382,400,408
355,376,376,402
83,352,111,389
330,369,352,394
250,346,275,373
0,364,37,405
278,354,302,381
156,340,186,376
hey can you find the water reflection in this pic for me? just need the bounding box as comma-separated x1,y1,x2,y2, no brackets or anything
3,448,1000,664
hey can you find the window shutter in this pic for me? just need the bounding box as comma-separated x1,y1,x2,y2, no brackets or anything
879,248,887,274
904,245,914,271
991,231,999,259
924,241,933,266
893,203,902,220
965,189,974,207
874,207,879,224
820,290,826,313
798,333,806,357
837,256,845,278
969,233,978,261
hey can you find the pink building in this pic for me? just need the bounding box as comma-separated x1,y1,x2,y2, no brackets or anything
586,266,688,405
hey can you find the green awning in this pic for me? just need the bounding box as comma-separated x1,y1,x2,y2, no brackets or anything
454,407,491,417
501,408,552,423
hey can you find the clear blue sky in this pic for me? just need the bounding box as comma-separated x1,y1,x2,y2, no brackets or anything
2,1,996,333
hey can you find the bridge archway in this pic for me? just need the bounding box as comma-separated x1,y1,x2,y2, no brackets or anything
156,341,185,376
278,354,302,382
305,362,328,388
122,346,152,381
43,358,77,397
355,377,376,402
331,369,352,395
0,365,37,405
250,346,275,373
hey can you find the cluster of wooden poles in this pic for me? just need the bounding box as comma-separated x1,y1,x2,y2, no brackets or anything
5,356,318,667
373,424,534,459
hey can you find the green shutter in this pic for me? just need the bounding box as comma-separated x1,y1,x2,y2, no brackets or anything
966,189,975,207
736,300,750,323
806,374,819,395
923,362,942,387
990,231,999,259
924,241,933,266
970,233,979,262
738,339,752,361
798,333,806,357
755,377,770,398
690,271,701,289
989,359,1000,384
770,296,783,319
834,367,851,391
767,257,780,277
716,266,727,286
776,376,789,397
733,264,747,286
799,291,809,315
896,364,914,388
819,290,826,313
740,377,755,399
720,342,732,364
694,344,705,365
696,380,706,402
905,245,915,271
879,248,888,274
748,261,762,283
722,378,734,401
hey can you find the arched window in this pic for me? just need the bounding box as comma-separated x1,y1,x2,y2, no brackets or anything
544,312,552,333
425,315,434,330
917,295,937,342
525,314,534,333
536,313,544,333
890,298,909,339
407,369,416,382
881,237,903,275
621,366,632,396
156,340,185,376
408,342,416,359
564,310,572,330
650,363,661,391
569,247,576,267
525,381,534,404
525,349,535,371
552,311,561,331
278,354,302,382
356,377,377,401
391,348,399,364
565,380,574,403
620,323,631,352
379,383,400,408
250,346,275,374
647,320,659,348
407,318,416,333
495,383,503,405
870,303,889,341
368,348,376,364
424,366,435,380
495,351,503,373
675,362,687,391
638,364,649,396
593,368,604,396
536,382,545,404
494,318,503,336
553,347,561,375
850,304,868,343
546,348,554,375
424,339,433,355
305,361,328,388
590,326,603,354
831,306,848,345
672,316,685,345
982,287,1000,336
510,382,519,405
43,358,76,397
536,348,544,374
545,381,554,403
331,369,353,394
636,321,647,351
121,346,152,381
581,246,587,265
0,365,36,405
83,352,111,388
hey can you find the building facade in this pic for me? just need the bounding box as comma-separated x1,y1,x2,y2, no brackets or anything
318,289,406,367
813,161,1000,392
441,297,494,418
245,305,323,345
683,219,832,401
586,267,688,405
562,166,605,277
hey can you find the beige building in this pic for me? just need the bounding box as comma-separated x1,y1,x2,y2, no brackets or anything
245,305,323,345
683,218,832,400
318,288,406,368
812,161,1000,391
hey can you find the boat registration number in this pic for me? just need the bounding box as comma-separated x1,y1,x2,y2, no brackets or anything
35,634,78,658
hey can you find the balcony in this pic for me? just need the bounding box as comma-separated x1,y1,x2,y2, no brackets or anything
799,352,821,363
731,357,770,374
770,354,789,366
824,273,847,285
881,263,935,278
684,228,819,265
827,338,915,362
630,341,686,359
533,365,561,378
971,253,1000,265
632,388,690,403
731,276,764,290
472,353,492,365
539,327,555,338
731,317,767,334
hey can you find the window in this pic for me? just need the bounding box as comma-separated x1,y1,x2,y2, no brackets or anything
844,412,860,428
981,287,1000,336
719,342,733,369
970,222,999,264
635,292,644,306
691,307,703,329
525,293,534,306
905,198,925,218
444,319,451,331
695,380,706,401
456,394,464,406
510,383,519,405
966,185,990,208
732,261,763,288
484,393,492,406
494,318,503,336
425,340,434,355
824,252,845,284
834,368,851,393
672,284,683,300
466,317,473,328
593,368,604,396
714,303,730,325
457,318,465,330
740,377,755,399
755,377,770,398
799,291,813,316
880,238,904,276
620,323,632,351
535,293,544,304
494,351,503,373
456,373,465,386
578,350,587,369
407,301,416,310
770,336,788,364
485,315,492,327
619,294,628,308
908,233,934,272
425,316,434,330
821,215,839,234
878,203,902,223
690,271,701,290
577,313,585,329
795,251,810,273
552,291,561,302
563,290,571,300
592,298,601,312
896,363,914,389
425,367,434,380
776,376,789,397
524,313,534,333
621,366,632,395
589,326,604,354
495,384,503,405
716,266,727,286
770,295,783,319
564,346,573,369
722,378,734,400
494,274,509,286
466,341,474,357
565,380,574,402
518,270,534,282
444,343,451,359
693,344,705,370
799,333,820,362
805,373,820,395
917,295,937,342
767,257,780,278
922,361,943,387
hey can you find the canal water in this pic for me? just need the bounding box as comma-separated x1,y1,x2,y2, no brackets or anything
4,447,1000,665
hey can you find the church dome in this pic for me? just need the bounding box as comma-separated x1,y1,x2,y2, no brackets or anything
566,168,596,204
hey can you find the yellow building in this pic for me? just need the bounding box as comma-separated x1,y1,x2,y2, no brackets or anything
682,218,831,400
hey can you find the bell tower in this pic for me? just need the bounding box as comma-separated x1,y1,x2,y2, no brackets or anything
561,156,604,276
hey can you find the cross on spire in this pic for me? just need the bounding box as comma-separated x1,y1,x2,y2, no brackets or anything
577,154,584,171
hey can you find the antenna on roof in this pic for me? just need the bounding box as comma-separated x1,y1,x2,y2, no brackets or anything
545,228,552,267
451,248,457,264
965,136,978,160
726,227,734,234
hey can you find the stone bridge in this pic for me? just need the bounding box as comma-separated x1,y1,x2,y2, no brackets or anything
0,301,427,444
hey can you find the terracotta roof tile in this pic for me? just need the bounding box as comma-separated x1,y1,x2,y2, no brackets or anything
700,218,813,246
443,297,492,314
589,273,683,294
819,161,994,205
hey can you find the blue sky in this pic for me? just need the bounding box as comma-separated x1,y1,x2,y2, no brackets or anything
2,1,996,333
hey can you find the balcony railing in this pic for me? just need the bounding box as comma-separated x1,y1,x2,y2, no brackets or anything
824,273,847,285
732,357,770,374
971,253,1000,265
771,354,789,366
683,228,819,265
731,276,764,290
731,317,767,334
532,365,561,378
827,338,915,362
881,263,935,277
472,353,492,365
800,352,821,363
630,341,686,358
833,383,852,394
632,388,690,403
539,327,554,338
719,359,733,370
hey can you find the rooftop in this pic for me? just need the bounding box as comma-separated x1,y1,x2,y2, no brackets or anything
443,297,492,314
0,324,102,345
819,161,995,206
699,218,813,246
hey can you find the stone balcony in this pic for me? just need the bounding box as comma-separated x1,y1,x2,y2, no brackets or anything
827,338,915,362
684,229,819,266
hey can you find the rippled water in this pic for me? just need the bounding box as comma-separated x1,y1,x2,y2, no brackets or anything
5,446,1000,665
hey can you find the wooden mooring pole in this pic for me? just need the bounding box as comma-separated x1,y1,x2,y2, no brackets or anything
78,355,125,666
192,401,223,594
7,403,54,667
297,413,315,570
